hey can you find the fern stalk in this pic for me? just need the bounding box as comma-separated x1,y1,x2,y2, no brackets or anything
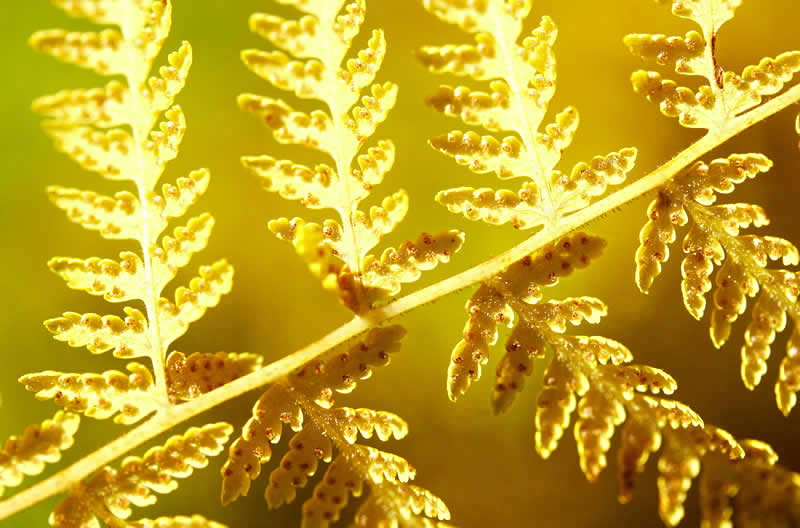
2,73,799,522
123,16,170,407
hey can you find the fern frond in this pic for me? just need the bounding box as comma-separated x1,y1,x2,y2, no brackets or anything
448,232,606,400
242,0,463,314
166,352,264,402
50,423,232,528
627,0,800,129
0,412,80,497
30,0,230,414
20,363,156,425
221,325,449,527
422,2,637,226
635,153,800,412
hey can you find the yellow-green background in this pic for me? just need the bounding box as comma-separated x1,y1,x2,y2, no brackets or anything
3,1,800,526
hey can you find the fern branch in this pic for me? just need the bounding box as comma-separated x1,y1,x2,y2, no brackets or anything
3,68,800,527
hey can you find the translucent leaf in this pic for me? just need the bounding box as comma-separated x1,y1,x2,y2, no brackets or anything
448,285,511,401
302,458,364,528
419,0,493,33
635,395,704,429
289,325,405,407
574,388,626,481
354,140,395,196
517,297,608,333
354,446,415,484
776,328,800,415
600,365,678,399
166,351,263,401
20,363,156,425
30,29,125,75
48,186,140,240
142,106,187,187
332,408,408,443
269,217,344,293
32,81,128,127
657,434,701,526
249,13,323,59
221,386,302,505
417,34,501,80
617,420,661,504
659,0,741,34
241,50,325,100
554,148,638,215
267,428,332,508
680,225,724,320
631,70,712,128
49,252,146,302
146,41,193,118
676,154,772,206
436,184,544,230
636,191,688,293
491,233,607,302
148,168,210,222
152,213,215,290
741,293,786,390
361,230,465,301
341,30,387,101
429,130,526,179
492,322,546,414
238,94,335,153
243,156,339,209
77,423,232,520
158,259,234,348
50,0,119,25
342,82,398,150
44,124,134,181
348,190,409,257
0,411,80,496
44,307,150,359
710,259,759,348
535,358,587,458
625,31,708,77
426,82,515,132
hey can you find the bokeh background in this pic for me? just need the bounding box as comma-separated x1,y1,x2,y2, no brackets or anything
3,1,800,527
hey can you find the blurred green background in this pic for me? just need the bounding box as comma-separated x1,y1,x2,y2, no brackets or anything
3,1,800,527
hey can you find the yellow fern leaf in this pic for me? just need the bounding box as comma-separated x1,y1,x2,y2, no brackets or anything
32,0,230,414
332,408,408,444
627,0,800,129
243,0,463,314
634,153,800,409
302,458,364,528
0,412,80,497
157,259,234,349
423,6,636,225
448,233,605,400
32,81,128,127
288,325,405,407
44,308,149,358
267,428,333,509
221,385,303,505
50,423,232,528
166,352,264,402
48,187,140,240
20,363,156,425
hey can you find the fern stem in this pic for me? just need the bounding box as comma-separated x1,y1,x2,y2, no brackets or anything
489,4,556,218
2,82,799,522
123,9,170,406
